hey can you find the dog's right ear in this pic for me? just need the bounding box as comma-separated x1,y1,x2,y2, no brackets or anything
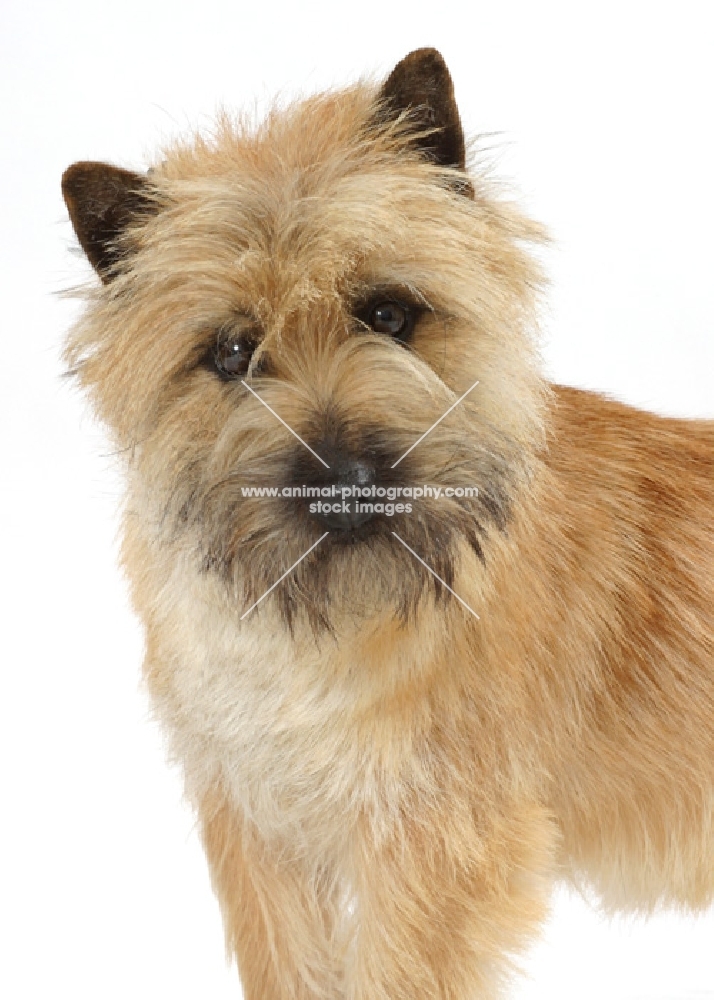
376,48,468,175
62,162,158,283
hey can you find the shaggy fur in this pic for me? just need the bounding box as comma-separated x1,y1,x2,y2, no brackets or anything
63,49,714,1000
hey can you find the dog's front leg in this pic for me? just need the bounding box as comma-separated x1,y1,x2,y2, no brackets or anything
199,789,346,1000
346,801,557,1000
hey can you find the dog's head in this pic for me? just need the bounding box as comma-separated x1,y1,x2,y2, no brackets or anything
63,49,546,630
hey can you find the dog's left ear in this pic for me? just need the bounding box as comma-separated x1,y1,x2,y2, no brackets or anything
377,48,468,178
62,161,158,283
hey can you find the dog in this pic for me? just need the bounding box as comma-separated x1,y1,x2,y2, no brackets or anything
62,47,714,999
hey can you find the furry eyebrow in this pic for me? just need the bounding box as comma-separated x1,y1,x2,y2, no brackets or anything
350,283,434,316
199,313,263,345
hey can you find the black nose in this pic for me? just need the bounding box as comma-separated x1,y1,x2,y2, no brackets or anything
307,452,377,532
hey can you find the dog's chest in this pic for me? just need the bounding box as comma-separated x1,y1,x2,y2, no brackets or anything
154,602,393,844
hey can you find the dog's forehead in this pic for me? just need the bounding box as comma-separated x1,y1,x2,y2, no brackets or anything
153,89,456,302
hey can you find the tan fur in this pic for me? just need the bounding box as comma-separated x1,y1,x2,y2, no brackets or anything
64,52,714,999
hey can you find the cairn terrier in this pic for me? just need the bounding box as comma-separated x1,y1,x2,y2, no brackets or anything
62,48,714,999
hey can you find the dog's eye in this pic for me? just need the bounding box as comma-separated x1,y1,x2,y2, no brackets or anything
213,327,257,379
368,301,413,340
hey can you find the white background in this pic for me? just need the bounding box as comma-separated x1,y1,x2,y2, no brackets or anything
1,1,713,997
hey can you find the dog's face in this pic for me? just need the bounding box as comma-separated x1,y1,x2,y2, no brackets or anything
63,50,545,630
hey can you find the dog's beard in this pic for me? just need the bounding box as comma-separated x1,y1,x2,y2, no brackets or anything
157,418,519,633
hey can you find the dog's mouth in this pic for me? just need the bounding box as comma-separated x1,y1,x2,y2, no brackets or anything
319,517,380,542
301,483,416,542
313,512,401,552
231,488,486,630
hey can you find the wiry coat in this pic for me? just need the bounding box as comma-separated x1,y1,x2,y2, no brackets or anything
63,49,714,1000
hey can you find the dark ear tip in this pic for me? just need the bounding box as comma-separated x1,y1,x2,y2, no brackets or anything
62,161,90,208
62,161,140,204
397,47,449,71
384,48,454,90
62,160,101,196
